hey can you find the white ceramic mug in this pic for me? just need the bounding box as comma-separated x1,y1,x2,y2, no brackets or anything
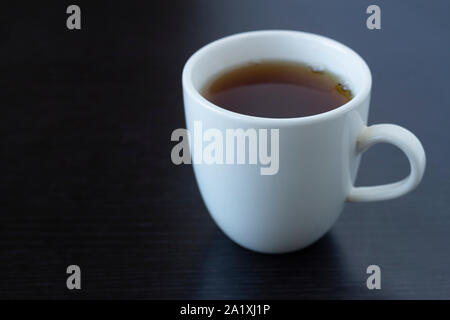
182,30,426,254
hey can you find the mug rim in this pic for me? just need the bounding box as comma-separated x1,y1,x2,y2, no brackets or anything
182,30,372,125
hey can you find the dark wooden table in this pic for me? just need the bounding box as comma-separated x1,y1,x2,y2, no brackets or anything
1,1,449,299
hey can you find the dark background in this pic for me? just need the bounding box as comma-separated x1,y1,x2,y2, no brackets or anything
1,0,449,299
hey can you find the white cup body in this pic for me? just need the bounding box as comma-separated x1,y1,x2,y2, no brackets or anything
182,30,372,253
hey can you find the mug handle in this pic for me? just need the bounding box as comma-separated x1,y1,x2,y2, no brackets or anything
347,124,426,202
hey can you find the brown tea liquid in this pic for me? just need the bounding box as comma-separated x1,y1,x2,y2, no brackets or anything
202,61,352,118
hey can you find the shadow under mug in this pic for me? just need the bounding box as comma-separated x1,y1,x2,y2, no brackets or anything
182,30,426,254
